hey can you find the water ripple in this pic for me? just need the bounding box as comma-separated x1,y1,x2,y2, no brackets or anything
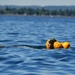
0,16,75,75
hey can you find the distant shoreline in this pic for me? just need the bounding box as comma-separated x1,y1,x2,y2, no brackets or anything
0,5,75,17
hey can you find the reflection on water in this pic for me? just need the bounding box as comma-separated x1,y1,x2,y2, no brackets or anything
0,16,75,75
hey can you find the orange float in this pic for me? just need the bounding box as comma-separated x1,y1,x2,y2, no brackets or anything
62,42,70,49
53,41,63,49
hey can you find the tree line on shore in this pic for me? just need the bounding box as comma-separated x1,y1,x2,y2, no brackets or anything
0,7,75,16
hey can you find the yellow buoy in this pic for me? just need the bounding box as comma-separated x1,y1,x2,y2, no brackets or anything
62,42,70,49
53,41,63,49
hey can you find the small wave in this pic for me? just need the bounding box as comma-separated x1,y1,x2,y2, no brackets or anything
70,47,75,50
7,32,19,35
5,60,23,64
0,39,12,42
0,44,46,49
0,56,8,61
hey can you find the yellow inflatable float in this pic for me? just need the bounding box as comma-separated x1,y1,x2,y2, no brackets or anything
46,38,70,49
61,42,70,49
53,41,63,49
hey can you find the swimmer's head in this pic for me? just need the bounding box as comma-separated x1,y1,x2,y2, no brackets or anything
49,38,57,44
48,38,57,49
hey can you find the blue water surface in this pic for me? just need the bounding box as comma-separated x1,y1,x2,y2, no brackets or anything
0,15,75,75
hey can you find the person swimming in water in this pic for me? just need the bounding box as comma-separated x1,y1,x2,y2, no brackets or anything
46,38,70,49
46,38,57,49
0,38,56,49
0,38,70,49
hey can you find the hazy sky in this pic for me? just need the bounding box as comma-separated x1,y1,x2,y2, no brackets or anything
0,0,75,6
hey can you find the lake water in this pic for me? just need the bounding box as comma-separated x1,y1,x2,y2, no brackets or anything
0,15,75,75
